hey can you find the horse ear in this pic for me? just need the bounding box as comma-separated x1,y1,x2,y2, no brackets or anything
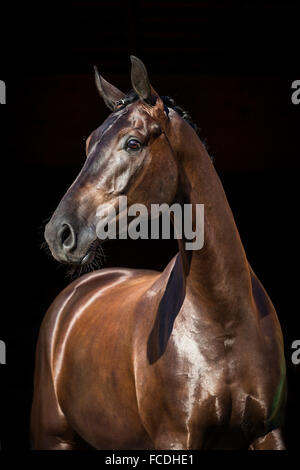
130,55,157,104
94,66,125,111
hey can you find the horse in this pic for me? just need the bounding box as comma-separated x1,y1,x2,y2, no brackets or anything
31,56,286,450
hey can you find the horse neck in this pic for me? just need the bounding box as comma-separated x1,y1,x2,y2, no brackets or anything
173,122,252,324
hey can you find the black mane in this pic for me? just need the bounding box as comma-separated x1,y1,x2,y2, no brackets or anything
160,95,201,138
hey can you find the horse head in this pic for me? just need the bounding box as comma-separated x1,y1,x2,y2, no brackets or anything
45,57,183,265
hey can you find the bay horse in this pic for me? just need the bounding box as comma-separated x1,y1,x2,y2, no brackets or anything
31,56,286,450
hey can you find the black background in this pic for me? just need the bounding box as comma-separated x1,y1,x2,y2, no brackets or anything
0,0,299,450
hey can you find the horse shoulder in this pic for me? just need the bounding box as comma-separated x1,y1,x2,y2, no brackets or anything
37,268,157,369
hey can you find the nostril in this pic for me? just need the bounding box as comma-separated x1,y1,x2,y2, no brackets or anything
60,225,70,244
59,223,76,252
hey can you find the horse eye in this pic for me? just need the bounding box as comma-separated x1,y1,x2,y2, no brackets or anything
126,138,141,150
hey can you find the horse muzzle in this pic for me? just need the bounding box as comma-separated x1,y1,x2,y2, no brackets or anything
44,216,97,265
